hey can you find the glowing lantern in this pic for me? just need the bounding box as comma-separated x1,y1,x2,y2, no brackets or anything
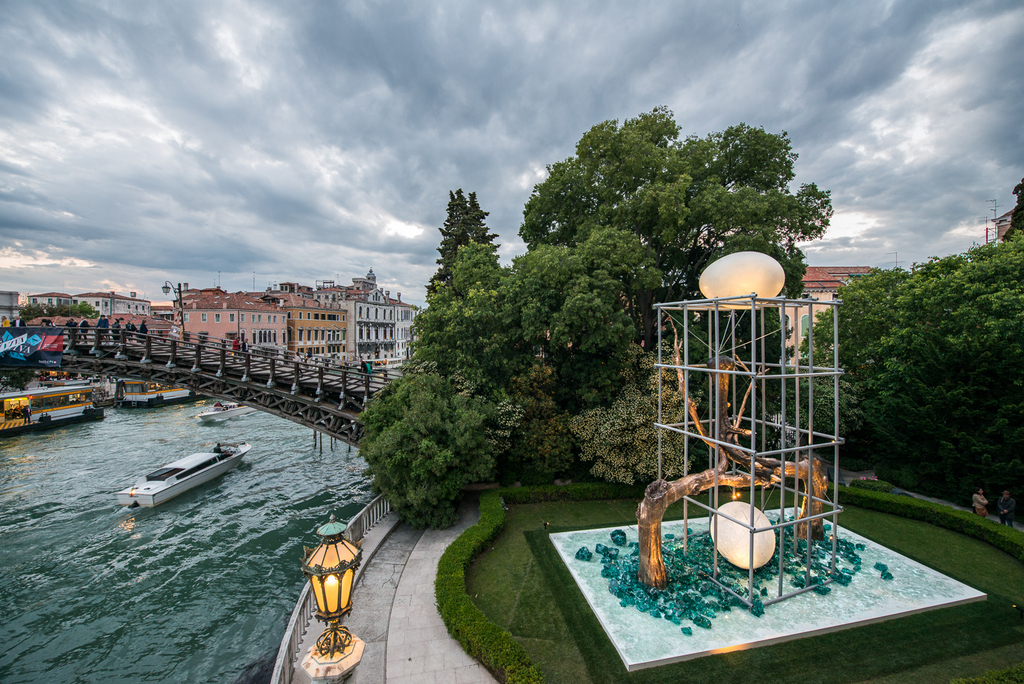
301,514,362,657
698,251,786,302
710,501,776,570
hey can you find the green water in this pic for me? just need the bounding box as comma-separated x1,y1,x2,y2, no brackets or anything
0,401,372,683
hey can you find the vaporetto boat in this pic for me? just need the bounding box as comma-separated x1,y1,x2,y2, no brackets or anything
196,402,257,422
115,379,198,408
0,382,104,437
116,442,251,507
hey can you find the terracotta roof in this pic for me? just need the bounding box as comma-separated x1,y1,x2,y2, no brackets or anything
185,292,282,311
74,292,151,302
29,292,72,298
803,266,873,291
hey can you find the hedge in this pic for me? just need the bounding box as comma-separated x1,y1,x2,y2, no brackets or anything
838,486,1024,565
436,483,1024,683
434,483,645,684
950,662,1024,683
847,478,896,493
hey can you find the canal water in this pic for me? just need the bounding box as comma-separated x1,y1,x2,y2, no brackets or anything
0,401,372,683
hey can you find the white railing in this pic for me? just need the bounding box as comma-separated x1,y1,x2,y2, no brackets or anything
344,494,391,543
269,494,391,684
269,583,316,684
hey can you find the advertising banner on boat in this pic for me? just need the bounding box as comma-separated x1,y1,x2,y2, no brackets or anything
0,328,64,368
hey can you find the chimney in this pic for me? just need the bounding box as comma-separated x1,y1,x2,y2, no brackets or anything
184,283,189,290
130,292,137,298
397,292,401,302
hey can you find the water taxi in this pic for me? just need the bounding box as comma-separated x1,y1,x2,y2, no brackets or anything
197,402,257,422
115,379,197,408
0,383,104,437
116,442,251,507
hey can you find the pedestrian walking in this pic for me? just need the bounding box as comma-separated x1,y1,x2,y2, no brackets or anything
973,488,989,517
138,321,148,335
998,491,1016,526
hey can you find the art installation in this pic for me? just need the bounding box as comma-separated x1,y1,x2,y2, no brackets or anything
636,251,843,609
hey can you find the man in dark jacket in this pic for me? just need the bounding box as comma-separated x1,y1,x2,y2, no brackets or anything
999,491,1016,526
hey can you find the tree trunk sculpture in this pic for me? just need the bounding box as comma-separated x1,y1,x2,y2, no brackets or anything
637,322,827,590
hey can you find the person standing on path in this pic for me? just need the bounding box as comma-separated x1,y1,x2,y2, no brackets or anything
998,491,1016,526
973,488,989,517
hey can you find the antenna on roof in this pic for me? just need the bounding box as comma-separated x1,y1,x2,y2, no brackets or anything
886,251,899,269
988,200,1001,244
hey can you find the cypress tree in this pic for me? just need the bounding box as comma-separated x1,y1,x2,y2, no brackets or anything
428,189,497,294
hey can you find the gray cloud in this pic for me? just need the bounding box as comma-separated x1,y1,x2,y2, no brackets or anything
1,0,1022,305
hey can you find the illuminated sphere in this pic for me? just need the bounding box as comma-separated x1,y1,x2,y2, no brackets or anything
698,251,786,300
709,501,775,570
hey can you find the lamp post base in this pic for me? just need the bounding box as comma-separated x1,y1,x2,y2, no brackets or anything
301,635,364,684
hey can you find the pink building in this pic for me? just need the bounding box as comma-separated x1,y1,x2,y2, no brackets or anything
180,288,287,352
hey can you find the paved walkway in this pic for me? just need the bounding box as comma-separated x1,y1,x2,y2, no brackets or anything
385,502,497,684
286,501,496,684
842,469,1024,531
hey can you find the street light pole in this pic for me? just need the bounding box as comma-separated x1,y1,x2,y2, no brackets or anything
161,281,183,339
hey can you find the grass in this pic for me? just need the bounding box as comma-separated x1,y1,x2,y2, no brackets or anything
465,496,1024,684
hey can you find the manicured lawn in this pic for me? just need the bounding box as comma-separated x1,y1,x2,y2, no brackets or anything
465,496,1024,684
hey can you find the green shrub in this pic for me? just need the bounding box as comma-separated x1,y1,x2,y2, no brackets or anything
847,478,895,493
435,483,645,684
951,661,1024,683
838,486,1024,565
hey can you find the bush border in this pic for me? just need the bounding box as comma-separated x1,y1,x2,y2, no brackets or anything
436,483,1023,683
434,483,643,684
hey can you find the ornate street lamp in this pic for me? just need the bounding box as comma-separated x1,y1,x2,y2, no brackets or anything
300,513,364,683
161,281,183,339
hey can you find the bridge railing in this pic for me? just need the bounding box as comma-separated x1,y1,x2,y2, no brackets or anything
62,328,397,392
269,494,392,684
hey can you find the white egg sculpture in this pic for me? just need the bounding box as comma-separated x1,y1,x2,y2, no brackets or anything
709,501,776,570
698,251,786,302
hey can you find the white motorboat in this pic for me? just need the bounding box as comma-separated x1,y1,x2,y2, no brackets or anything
116,442,251,507
196,402,257,422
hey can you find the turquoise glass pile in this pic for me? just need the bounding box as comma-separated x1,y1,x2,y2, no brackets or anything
574,520,873,634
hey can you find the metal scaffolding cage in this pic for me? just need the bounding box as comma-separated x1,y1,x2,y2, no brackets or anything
654,293,844,608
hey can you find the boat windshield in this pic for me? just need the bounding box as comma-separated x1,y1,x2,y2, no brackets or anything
146,467,184,481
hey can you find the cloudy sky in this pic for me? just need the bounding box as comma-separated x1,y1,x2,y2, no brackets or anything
2,0,1022,307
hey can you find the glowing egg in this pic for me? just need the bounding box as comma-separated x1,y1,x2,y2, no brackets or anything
710,501,776,570
698,251,786,301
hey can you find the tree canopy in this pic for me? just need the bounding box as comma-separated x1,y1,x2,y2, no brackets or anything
521,107,832,348
812,238,1024,499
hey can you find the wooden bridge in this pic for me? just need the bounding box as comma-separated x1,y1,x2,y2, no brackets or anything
56,329,394,445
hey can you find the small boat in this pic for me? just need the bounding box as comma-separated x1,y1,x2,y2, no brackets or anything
115,379,197,408
196,402,257,422
116,442,251,507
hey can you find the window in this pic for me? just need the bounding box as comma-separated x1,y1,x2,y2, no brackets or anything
214,314,221,323
229,313,235,322
240,314,245,322
800,314,809,338
258,314,262,323
184,313,190,322
201,313,207,322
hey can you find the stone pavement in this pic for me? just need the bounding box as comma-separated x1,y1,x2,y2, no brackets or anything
385,502,497,684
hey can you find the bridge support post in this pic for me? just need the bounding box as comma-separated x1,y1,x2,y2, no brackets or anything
167,339,177,368
191,341,202,372
291,361,300,393
90,329,102,355
339,369,348,408
217,346,225,378
267,357,276,389
316,367,324,402
241,353,251,383
140,334,152,364
115,330,128,360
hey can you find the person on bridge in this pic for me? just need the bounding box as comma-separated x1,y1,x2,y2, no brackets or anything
79,319,90,330
232,338,240,354
138,321,148,335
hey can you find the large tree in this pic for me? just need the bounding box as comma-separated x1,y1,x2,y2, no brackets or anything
520,107,832,349
1008,177,1024,241
427,189,498,295
812,239,1024,499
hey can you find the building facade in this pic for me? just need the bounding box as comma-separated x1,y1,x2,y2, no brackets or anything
788,266,873,359
73,292,152,317
180,288,287,352
28,292,73,308
263,293,348,359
